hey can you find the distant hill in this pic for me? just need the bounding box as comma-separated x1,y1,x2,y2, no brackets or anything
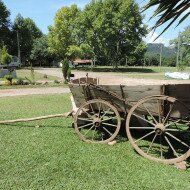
146,43,176,58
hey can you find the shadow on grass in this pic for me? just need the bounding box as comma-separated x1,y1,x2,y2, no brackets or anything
73,67,156,73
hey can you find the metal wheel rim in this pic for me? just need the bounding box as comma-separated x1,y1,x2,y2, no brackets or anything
74,99,121,144
126,95,190,164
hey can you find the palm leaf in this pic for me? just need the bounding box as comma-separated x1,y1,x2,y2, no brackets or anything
143,0,190,38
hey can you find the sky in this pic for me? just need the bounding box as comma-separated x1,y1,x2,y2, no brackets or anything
2,0,190,46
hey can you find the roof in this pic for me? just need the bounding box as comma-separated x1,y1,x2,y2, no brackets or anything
73,59,93,64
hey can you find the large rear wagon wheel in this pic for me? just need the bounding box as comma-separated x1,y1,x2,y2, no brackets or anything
74,99,121,144
126,95,190,164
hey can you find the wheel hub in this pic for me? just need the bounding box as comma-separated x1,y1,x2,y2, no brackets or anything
155,123,165,135
93,118,102,127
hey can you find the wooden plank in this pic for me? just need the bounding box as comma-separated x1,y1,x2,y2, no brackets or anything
69,84,163,114
165,84,190,118
166,84,190,99
89,85,162,102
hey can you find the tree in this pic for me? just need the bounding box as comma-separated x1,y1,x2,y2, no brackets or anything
170,26,190,67
66,43,94,60
77,0,147,68
143,1,190,37
11,14,43,64
48,4,81,59
0,0,11,49
30,35,55,67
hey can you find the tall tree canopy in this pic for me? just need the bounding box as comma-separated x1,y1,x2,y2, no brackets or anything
11,14,43,64
0,0,11,49
30,35,55,66
143,0,190,36
170,26,190,66
48,0,147,67
48,4,81,59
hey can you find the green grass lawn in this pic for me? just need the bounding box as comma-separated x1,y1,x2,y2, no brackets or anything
0,83,67,90
0,69,65,89
0,94,190,190
0,69,61,82
16,69,61,81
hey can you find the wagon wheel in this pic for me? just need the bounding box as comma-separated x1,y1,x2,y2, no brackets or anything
74,99,121,143
126,95,190,164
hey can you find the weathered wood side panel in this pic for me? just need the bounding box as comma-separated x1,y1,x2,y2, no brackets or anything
165,84,190,118
71,77,98,85
69,84,163,114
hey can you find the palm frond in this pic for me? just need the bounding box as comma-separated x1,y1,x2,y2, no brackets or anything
143,0,190,38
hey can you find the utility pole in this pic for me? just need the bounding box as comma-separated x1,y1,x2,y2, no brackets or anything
17,30,21,63
176,32,180,67
159,44,163,67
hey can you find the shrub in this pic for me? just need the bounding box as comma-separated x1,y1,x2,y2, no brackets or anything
4,75,13,85
67,68,71,82
17,78,24,85
54,79,60,84
61,59,69,83
0,46,12,66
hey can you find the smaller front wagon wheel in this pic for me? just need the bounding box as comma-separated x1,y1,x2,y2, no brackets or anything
74,99,121,143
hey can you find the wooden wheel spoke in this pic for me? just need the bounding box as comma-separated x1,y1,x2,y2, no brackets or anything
160,135,163,159
147,134,157,154
92,128,97,140
133,113,155,127
82,108,93,119
135,131,155,143
101,116,117,122
102,122,117,127
78,117,93,122
166,128,181,132
130,126,155,130
78,122,93,129
101,108,111,119
89,103,95,114
98,102,102,117
164,135,179,158
157,100,161,123
84,125,95,137
102,127,113,136
163,103,175,124
165,119,181,128
143,103,158,124
165,132,190,148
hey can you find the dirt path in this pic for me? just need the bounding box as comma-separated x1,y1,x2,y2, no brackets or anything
0,87,70,97
1,68,190,97
35,68,190,85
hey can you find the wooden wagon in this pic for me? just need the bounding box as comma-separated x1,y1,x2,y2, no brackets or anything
69,80,190,166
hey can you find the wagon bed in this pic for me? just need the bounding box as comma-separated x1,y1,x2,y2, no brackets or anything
69,83,190,117
69,82,190,166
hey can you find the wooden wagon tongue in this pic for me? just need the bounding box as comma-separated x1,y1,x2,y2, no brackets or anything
0,112,72,124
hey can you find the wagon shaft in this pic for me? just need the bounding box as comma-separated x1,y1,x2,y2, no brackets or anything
0,112,72,124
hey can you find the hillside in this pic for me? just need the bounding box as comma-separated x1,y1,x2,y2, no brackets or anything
146,43,176,58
